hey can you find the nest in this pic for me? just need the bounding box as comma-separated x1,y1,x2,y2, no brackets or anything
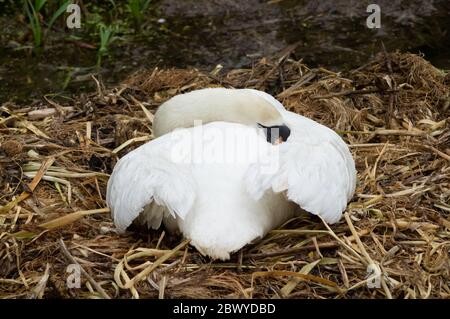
0,52,449,299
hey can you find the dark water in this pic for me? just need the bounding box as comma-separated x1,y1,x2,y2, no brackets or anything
0,0,449,103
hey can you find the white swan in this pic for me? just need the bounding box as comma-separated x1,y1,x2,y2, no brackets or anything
106,88,356,260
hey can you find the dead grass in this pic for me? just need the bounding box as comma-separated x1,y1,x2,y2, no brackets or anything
0,52,449,299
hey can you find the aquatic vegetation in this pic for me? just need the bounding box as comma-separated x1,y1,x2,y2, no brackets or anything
126,0,151,31
2,0,448,104
23,0,71,49
97,24,116,67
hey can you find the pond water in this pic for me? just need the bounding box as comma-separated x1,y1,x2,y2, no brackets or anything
0,0,449,103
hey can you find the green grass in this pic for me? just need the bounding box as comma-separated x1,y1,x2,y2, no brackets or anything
126,0,151,32
96,24,116,67
17,1,153,68
23,0,71,49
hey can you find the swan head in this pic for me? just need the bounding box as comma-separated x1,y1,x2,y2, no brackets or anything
153,88,291,144
257,123,291,144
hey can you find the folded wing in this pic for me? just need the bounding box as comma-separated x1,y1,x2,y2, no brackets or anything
245,111,356,224
106,137,196,232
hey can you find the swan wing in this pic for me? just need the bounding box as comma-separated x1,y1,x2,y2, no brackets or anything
106,137,196,232
245,111,356,224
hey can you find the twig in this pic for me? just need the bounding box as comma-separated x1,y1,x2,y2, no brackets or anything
381,42,396,129
129,95,154,125
245,242,338,259
237,250,243,273
415,144,450,161
277,70,317,98
344,213,392,299
91,75,104,98
337,129,428,137
29,263,51,299
312,88,397,99
112,135,151,154
43,96,67,116
123,239,190,289
0,157,55,215
381,42,393,74
256,44,296,87
28,107,75,120
59,238,111,299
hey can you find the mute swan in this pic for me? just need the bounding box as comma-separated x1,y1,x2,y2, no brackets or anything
106,88,356,260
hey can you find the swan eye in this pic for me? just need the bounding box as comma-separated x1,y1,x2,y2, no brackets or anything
257,124,291,144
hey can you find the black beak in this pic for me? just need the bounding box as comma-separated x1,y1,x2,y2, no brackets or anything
278,124,291,142
258,123,291,144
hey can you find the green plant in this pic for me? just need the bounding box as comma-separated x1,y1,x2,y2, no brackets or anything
23,0,71,49
126,0,151,31
96,24,116,67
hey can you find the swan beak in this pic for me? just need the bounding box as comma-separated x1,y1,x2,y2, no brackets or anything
257,123,291,144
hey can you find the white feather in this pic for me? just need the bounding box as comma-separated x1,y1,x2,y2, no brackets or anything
246,88,287,113
245,110,356,224
107,122,295,260
106,137,196,232
106,89,356,260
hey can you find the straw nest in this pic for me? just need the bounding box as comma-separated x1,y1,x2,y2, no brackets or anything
0,51,449,299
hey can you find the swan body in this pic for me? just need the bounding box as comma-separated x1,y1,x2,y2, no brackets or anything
106,88,356,260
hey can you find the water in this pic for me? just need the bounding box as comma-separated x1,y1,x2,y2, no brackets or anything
0,0,449,103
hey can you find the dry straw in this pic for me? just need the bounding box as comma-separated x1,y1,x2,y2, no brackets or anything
0,51,449,298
